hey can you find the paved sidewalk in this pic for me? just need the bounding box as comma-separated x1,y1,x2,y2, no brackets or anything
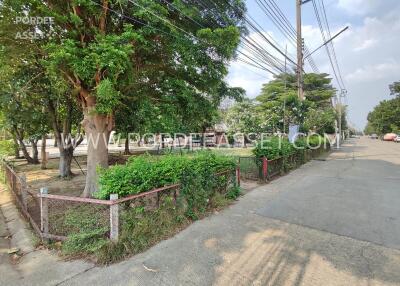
0,201,21,283
0,186,94,286
59,138,400,286
2,138,400,286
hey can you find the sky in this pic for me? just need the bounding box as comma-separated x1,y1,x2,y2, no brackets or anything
226,0,400,130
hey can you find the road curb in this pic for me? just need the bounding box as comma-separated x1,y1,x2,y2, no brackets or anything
0,187,36,254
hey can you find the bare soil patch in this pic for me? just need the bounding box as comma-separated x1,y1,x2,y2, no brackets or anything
12,154,130,196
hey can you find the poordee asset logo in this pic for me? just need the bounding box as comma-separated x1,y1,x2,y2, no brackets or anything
14,17,56,40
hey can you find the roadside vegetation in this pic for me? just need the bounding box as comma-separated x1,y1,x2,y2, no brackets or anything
60,151,240,263
253,136,327,159
0,0,340,265
365,81,400,136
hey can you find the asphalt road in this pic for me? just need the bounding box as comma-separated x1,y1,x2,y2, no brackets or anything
257,138,400,250
57,137,400,286
3,137,400,285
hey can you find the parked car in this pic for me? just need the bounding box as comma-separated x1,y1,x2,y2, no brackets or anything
394,135,400,143
383,133,397,141
370,134,378,139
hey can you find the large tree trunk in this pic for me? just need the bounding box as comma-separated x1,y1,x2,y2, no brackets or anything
12,136,21,159
47,96,83,178
124,132,130,155
31,139,39,164
18,139,37,164
59,146,74,177
82,111,113,197
41,135,47,170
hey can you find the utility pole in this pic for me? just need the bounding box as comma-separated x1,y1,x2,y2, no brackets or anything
336,89,347,148
337,93,341,149
296,0,304,100
283,45,287,134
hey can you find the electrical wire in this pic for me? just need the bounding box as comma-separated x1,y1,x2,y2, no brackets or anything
312,0,344,90
318,0,346,89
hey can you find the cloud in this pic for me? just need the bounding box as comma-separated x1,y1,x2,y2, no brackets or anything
226,31,289,98
346,62,400,82
337,0,381,15
226,1,400,129
300,7,400,129
336,0,400,16
353,38,377,52
226,60,273,98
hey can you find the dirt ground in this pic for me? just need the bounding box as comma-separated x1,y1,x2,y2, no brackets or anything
12,154,130,196
11,148,257,197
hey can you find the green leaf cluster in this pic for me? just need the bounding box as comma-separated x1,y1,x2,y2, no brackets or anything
366,97,400,135
61,205,109,255
254,73,336,134
252,137,295,160
96,151,236,199
0,140,15,157
252,134,328,160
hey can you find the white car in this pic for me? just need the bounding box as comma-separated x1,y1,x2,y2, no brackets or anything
394,135,400,143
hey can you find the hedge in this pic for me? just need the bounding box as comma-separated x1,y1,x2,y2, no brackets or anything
253,135,328,160
96,151,236,200
0,140,14,157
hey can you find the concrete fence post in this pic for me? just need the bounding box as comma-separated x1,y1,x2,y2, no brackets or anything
236,166,241,187
20,174,28,211
262,157,268,181
40,187,49,234
11,170,16,193
109,194,119,242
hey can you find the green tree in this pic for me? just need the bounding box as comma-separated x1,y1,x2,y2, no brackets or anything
303,108,336,134
7,0,245,196
364,122,376,135
0,59,49,164
367,97,400,135
256,73,335,133
0,1,85,175
226,99,260,135
389,81,400,98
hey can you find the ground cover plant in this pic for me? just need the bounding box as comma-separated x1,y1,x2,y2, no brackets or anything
60,151,240,263
96,151,237,199
253,137,295,160
253,135,328,160
251,135,330,176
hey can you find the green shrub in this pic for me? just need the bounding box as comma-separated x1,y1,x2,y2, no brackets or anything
0,140,15,157
62,228,109,255
307,134,327,148
96,197,190,264
97,151,236,199
253,136,294,160
294,137,308,149
180,168,214,219
95,186,240,264
62,151,241,262
225,185,241,200
61,205,109,255
294,134,328,149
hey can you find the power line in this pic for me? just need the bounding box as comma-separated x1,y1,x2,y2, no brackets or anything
216,0,299,68
129,0,198,38
318,0,345,89
311,0,344,90
257,0,320,73
199,0,293,72
163,0,289,74
91,0,305,80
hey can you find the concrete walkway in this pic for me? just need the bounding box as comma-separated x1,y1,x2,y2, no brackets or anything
2,137,400,285
0,199,20,283
61,138,400,286
0,186,94,286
